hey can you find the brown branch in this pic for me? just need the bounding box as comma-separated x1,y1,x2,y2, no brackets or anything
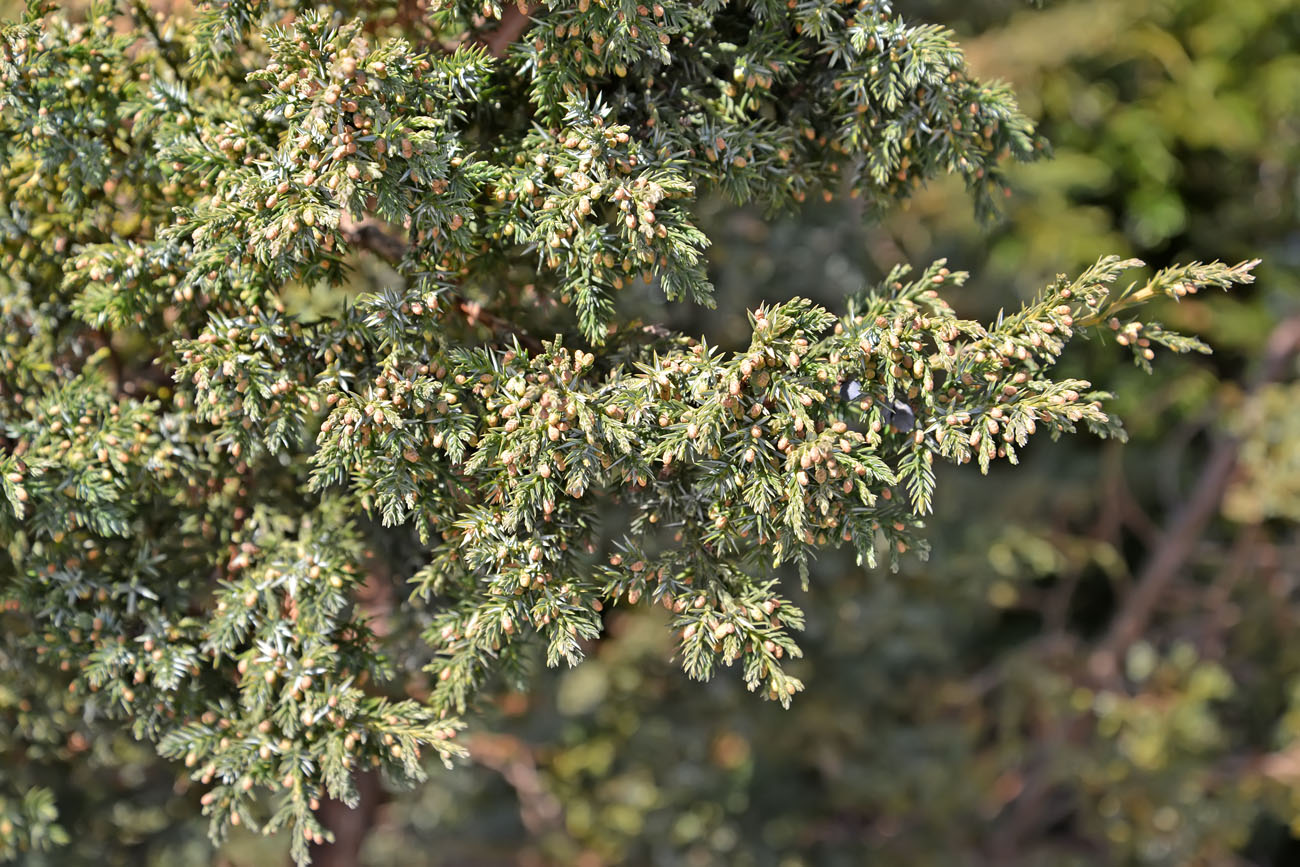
466,732,563,834
303,553,398,867
338,215,544,353
1194,523,1261,659
1087,315,1300,682
87,328,127,396
304,769,386,867
476,3,540,60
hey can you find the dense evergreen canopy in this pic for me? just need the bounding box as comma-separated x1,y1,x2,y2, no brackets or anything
1,1,1291,865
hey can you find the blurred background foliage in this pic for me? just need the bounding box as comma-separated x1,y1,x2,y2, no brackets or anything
4,0,1300,864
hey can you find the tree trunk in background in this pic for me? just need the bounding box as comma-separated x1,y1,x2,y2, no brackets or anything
304,770,385,867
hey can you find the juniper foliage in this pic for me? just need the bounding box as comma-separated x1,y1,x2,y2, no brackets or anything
0,0,1258,861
